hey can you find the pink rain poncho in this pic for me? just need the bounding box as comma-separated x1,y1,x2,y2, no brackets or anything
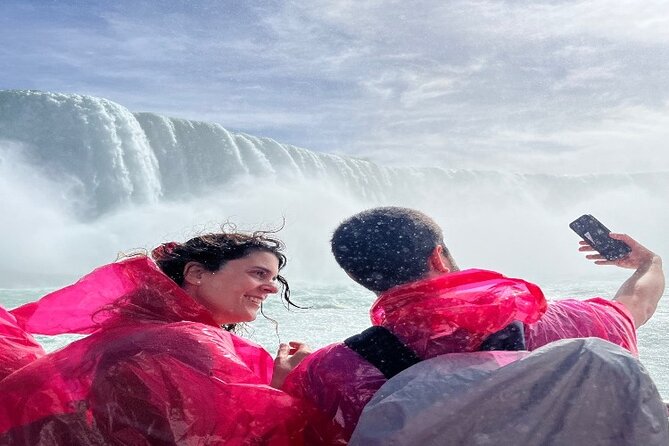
0,306,44,381
283,268,638,445
0,256,308,445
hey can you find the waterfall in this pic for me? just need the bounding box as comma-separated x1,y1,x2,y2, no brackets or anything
1,90,667,287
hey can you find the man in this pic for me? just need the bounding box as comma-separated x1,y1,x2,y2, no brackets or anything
283,206,665,445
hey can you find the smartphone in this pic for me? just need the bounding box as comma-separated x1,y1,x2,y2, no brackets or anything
569,214,631,260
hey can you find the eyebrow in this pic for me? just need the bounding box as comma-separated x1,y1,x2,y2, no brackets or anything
249,266,277,277
250,266,272,272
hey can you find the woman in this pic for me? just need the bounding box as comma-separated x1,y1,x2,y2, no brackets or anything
0,230,311,445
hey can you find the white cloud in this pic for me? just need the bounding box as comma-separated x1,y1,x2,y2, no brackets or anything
3,1,669,173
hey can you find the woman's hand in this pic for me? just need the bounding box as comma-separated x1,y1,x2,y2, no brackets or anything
270,341,311,389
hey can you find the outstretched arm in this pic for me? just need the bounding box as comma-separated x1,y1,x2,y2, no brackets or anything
580,233,665,328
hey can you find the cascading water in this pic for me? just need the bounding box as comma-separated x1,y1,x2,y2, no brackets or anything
1,89,667,288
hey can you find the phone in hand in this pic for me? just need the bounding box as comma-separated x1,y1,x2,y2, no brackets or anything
569,214,631,260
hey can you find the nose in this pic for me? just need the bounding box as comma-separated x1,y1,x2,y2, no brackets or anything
261,281,279,294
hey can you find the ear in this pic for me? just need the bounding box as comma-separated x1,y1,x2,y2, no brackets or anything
428,245,451,273
183,261,207,286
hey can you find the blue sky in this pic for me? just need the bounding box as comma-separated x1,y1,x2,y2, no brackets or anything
2,0,669,173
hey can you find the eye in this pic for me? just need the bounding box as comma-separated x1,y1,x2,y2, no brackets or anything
250,269,278,283
252,270,268,279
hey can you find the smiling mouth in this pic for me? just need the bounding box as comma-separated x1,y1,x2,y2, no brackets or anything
246,296,264,306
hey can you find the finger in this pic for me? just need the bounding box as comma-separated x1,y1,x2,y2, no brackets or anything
296,345,312,354
609,233,635,245
276,343,289,357
292,350,312,361
290,341,311,351
578,245,596,252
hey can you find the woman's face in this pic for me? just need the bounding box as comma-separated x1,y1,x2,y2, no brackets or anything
190,250,280,325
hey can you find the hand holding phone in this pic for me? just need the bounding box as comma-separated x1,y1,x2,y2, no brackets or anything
569,214,631,261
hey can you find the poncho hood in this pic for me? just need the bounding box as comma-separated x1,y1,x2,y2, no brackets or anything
370,269,548,357
10,256,218,335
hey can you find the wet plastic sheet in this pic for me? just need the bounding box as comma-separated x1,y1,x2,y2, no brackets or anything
350,338,669,446
0,306,44,381
0,257,308,445
9,258,205,335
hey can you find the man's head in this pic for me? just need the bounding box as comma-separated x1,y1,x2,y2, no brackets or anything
331,207,458,293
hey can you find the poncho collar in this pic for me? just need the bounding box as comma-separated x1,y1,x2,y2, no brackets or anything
369,269,547,358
